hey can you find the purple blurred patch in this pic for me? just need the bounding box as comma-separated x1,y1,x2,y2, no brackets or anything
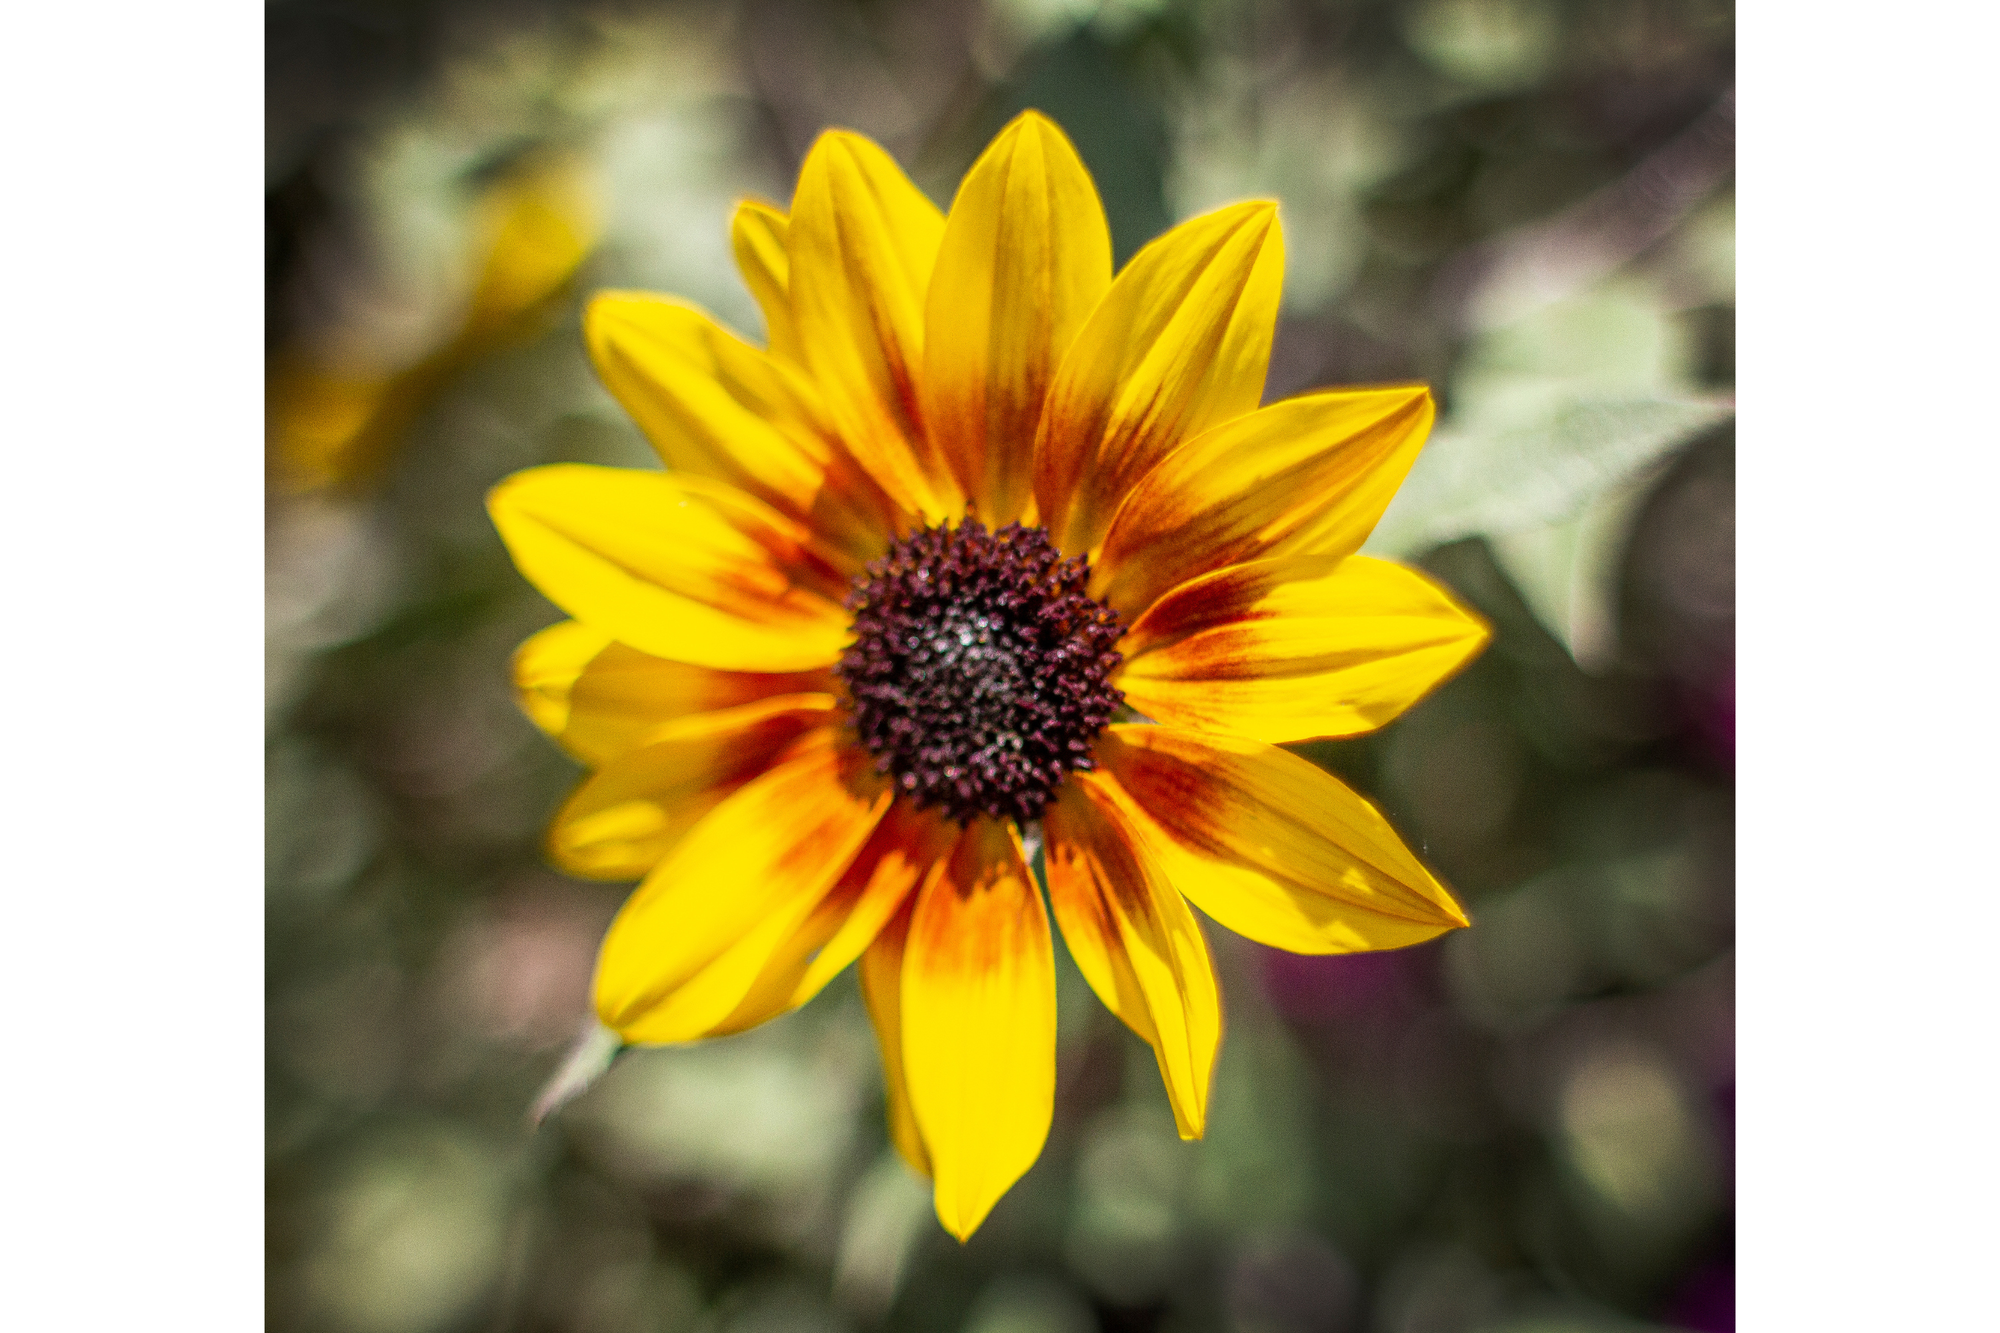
1713,1080,1736,1183
1686,664,1735,768
1261,946,1411,1025
1228,1230,1357,1333
1663,1259,1734,1332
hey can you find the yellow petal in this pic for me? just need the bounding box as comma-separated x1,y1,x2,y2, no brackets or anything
1044,776,1221,1138
487,464,850,671
1091,385,1435,618
266,356,429,493
1096,726,1469,954
730,199,804,364
1116,555,1489,744
789,130,959,522
511,619,614,744
712,801,959,1034
271,160,596,494
515,619,826,769
594,731,893,1043
862,897,933,1178
1033,201,1285,556
548,694,839,880
923,111,1112,524
463,157,597,339
902,818,1056,1240
560,639,832,769
583,293,893,563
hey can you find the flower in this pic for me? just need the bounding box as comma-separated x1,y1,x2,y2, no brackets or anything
271,157,597,493
488,112,1488,1240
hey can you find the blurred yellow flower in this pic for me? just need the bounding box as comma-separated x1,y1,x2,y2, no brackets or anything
270,158,597,493
489,112,1487,1240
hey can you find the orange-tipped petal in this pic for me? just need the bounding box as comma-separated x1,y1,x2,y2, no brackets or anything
1096,726,1469,954
1091,385,1434,619
902,818,1056,1239
789,130,959,522
923,111,1111,523
593,731,893,1044
1116,554,1489,744
487,464,851,672
1033,200,1285,557
1045,776,1222,1138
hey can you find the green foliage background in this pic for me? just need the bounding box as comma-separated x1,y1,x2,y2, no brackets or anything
266,2,1734,1330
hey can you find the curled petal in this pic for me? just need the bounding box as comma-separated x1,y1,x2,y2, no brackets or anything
1045,776,1221,1138
789,130,958,522
487,464,851,671
1097,726,1468,954
1034,201,1285,556
593,732,893,1044
924,110,1111,523
1116,555,1489,744
548,694,839,880
902,818,1056,1240
730,200,804,364
1092,385,1434,618
511,619,615,746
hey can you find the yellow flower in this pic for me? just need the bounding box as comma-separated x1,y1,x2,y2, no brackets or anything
271,158,597,493
489,112,1488,1240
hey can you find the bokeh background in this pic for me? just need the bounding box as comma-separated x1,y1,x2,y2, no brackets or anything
265,2,1734,1330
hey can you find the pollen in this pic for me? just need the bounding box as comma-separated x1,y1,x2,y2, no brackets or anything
836,518,1125,825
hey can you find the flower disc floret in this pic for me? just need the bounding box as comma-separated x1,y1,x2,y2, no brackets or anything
836,519,1125,824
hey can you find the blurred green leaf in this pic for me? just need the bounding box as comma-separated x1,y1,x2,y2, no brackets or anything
1366,395,1732,560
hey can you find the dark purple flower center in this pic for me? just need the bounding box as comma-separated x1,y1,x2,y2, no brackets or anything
835,519,1125,825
